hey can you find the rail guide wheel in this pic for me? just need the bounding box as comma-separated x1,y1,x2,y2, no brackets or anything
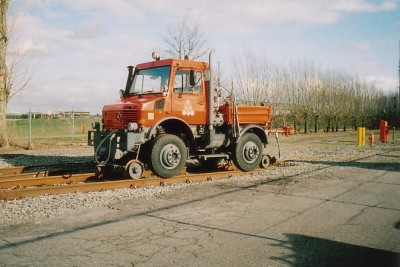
125,160,144,179
259,155,271,168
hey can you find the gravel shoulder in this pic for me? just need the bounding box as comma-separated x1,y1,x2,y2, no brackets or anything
0,131,399,227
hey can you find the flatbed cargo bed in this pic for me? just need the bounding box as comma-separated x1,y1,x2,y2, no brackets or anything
219,105,271,126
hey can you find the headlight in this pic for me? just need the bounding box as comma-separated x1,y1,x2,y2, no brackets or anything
127,122,139,131
91,122,100,130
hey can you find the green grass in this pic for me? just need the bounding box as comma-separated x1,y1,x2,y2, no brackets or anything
6,117,400,148
7,117,101,143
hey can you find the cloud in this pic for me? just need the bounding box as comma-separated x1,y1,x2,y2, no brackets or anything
67,22,107,39
7,0,398,114
151,0,397,37
13,0,398,37
358,60,380,70
363,75,398,92
57,0,146,21
349,42,372,52
332,0,396,12
12,40,49,57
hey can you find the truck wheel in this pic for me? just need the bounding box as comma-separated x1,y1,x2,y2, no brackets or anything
125,160,144,179
233,133,263,172
150,134,187,178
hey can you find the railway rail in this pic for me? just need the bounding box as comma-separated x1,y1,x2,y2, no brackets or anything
0,161,94,177
0,161,285,201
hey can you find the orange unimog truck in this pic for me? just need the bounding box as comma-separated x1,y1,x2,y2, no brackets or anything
88,51,272,178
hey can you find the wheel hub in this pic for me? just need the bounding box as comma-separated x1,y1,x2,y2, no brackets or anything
243,141,259,163
160,144,181,169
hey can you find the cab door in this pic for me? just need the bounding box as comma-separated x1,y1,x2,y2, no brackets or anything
171,69,207,125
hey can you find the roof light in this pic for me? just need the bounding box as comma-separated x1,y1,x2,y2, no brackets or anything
152,52,160,61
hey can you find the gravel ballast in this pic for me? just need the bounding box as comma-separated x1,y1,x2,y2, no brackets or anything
1,132,398,227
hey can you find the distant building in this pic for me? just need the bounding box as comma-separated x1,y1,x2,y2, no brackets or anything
7,110,91,119
59,111,90,118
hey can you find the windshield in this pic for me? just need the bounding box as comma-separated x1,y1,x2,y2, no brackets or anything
128,66,171,95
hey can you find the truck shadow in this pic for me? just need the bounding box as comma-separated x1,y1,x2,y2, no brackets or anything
395,220,400,230
0,154,95,174
271,233,400,267
295,147,400,172
296,160,400,173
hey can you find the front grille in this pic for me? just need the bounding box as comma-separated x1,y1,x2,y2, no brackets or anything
104,106,138,130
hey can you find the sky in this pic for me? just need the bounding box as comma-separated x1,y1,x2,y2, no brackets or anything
7,0,400,114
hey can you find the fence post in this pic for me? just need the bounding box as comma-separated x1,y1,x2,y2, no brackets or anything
28,105,33,149
71,110,75,142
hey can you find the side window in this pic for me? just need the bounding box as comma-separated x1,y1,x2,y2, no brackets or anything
174,70,202,94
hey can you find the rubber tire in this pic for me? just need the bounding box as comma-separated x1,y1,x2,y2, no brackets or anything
150,134,187,178
233,133,263,172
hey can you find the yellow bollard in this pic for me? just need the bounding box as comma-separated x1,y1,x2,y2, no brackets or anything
361,127,365,146
357,127,366,146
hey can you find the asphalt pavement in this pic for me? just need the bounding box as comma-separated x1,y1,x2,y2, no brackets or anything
0,155,399,266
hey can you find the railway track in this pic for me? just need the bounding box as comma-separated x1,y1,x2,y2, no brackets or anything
0,161,94,177
0,162,284,201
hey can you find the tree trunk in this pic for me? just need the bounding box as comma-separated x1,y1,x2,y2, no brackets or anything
0,69,7,148
304,117,308,134
0,0,9,148
326,119,331,132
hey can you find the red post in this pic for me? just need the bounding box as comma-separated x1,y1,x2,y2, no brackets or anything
368,133,374,146
379,120,389,143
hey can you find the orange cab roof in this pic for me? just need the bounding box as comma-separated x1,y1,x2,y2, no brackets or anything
135,58,209,70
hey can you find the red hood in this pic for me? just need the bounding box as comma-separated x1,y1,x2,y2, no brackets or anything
102,94,164,130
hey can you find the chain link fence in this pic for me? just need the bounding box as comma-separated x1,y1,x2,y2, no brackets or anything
6,113,101,145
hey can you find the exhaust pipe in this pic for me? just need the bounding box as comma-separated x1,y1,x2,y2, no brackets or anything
208,50,216,129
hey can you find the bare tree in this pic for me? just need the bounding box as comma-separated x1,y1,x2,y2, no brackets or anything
0,0,9,148
163,17,207,60
232,49,277,105
233,48,394,133
0,2,32,148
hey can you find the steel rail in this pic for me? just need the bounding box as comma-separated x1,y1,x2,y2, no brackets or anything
0,166,26,176
0,173,96,189
0,169,156,188
0,170,81,181
0,169,255,200
0,161,93,176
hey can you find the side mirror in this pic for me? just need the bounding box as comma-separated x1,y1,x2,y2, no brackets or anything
189,70,196,86
162,85,168,96
204,69,211,81
119,89,125,98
